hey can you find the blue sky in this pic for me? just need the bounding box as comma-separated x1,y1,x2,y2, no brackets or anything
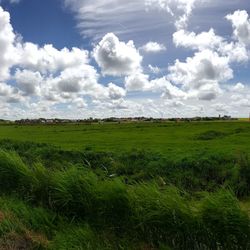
0,0,249,119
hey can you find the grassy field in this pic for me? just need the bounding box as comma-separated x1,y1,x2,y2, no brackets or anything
0,121,249,249
0,121,250,157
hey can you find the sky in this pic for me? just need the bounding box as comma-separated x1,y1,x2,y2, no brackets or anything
0,0,249,119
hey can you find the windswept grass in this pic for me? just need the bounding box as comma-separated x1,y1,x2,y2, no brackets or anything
0,147,249,249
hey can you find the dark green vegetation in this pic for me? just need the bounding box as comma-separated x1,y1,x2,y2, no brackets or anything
0,121,249,249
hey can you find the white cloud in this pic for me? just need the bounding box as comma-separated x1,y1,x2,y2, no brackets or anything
141,42,166,53
150,77,186,99
226,10,250,46
125,72,150,91
15,69,43,96
169,50,233,89
173,28,249,63
145,0,204,29
232,82,245,92
148,64,161,74
63,0,169,41
93,33,142,76
72,98,88,109
108,83,126,100
125,74,187,100
170,10,250,103
197,82,222,101
55,65,97,93
0,7,125,108
235,98,250,107
219,41,248,63
0,82,16,97
0,82,23,104
0,7,18,81
168,50,233,100
173,29,223,51
20,43,90,74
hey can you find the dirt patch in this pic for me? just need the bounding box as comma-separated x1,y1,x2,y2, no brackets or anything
0,231,48,250
0,232,33,250
0,211,6,222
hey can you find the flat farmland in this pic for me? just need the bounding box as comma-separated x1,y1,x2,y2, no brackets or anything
0,121,249,157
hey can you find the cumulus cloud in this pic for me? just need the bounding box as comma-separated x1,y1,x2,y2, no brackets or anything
0,6,124,109
0,7,18,80
0,82,16,97
19,43,90,74
226,10,250,46
108,83,126,100
72,97,88,109
238,98,250,107
125,72,150,91
93,33,142,76
150,77,186,99
220,41,249,63
55,65,98,94
197,83,222,101
173,28,249,63
169,9,250,103
141,42,166,53
169,50,233,89
124,73,187,100
0,82,23,104
14,69,43,96
173,29,223,51
168,50,232,100
232,82,245,92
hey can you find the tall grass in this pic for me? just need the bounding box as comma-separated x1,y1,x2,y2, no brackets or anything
200,190,250,249
0,150,34,192
0,146,249,249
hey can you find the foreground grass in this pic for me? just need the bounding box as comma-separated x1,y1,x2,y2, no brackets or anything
0,145,249,249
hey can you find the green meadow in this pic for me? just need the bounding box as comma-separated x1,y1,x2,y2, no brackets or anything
0,121,249,249
0,121,250,156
